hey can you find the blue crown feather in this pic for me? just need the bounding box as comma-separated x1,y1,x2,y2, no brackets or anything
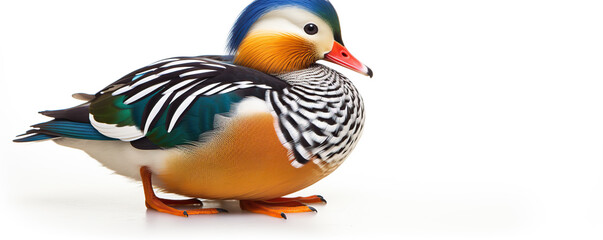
227,0,343,54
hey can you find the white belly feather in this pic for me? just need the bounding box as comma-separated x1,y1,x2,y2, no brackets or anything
53,138,175,181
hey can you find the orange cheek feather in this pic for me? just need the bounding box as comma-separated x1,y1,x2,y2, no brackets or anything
234,33,318,74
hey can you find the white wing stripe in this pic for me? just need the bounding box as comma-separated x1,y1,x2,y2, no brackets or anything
219,85,252,94
163,79,196,94
202,63,226,69
166,82,221,132
204,83,232,95
124,81,169,105
89,114,144,141
162,59,206,67
180,69,216,78
192,82,220,96
168,95,197,133
131,74,159,89
170,81,204,104
155,67,193,76
143,94,171,134
202,57,236,67
152,58,180,64
255,84,272,89
112,86,133,96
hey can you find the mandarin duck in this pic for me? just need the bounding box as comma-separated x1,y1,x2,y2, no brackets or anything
14,0,371,219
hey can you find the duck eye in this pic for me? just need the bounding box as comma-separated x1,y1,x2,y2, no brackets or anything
304,23,318,35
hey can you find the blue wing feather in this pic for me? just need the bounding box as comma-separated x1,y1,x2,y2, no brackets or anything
33,121,116,140
13,133,56,142
14,120,116,142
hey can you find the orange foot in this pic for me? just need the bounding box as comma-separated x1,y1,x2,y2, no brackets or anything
140,166,227,217
240,195,327,219
144,197,203,209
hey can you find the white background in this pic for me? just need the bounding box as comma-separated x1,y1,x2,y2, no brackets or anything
1,0,602,239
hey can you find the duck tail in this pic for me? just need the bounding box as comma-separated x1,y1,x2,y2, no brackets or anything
14,119,115,143
14,103,115,143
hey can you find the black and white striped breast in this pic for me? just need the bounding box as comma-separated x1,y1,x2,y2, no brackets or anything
266,64,365,168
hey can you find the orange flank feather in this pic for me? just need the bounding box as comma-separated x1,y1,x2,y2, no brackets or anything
234,33,319,74
158,113,337,200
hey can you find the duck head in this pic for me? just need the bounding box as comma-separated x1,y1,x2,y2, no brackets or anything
228,0,372,77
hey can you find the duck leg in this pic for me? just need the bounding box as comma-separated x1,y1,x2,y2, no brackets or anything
240,196,323,219
264,195,327,204
140,166,226,217
149,198,203,206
